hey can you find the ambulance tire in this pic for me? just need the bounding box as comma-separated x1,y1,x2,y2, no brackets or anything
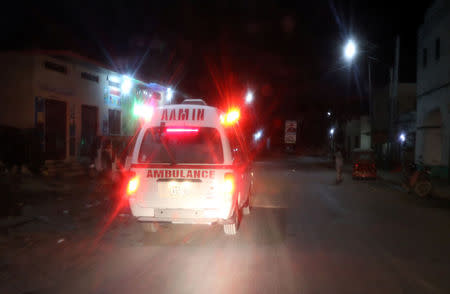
141,222,159,233
224,208,239,235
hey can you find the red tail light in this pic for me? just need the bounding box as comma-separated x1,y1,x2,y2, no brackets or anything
127,175,139,196
224,173,235,197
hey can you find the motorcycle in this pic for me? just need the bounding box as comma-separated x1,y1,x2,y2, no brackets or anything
402,162,432,197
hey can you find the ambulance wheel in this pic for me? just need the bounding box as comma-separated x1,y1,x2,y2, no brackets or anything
141,222,159,233
223,208,239,235
243,189,251,216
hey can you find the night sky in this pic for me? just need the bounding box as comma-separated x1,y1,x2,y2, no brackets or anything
1,0,432,145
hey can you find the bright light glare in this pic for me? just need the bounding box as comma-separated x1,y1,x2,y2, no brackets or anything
221,108,240,126
227,109,240,123
108,76,121,83
327,112,331,117
224,174,235,195
127,177,139,195
245,91,254,104
399,133,406,142
330,128,335,135
166,128,199,133
166,87,173,101
344,39,357,61
254,129,263,141
121,75,132,94
133,103,154,121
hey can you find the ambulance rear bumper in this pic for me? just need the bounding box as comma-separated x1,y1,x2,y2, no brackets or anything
130,201,233,224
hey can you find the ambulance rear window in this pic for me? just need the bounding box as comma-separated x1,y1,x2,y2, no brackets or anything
138,127,224,164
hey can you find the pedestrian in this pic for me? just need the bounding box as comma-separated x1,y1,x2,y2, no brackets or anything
335,147,344,184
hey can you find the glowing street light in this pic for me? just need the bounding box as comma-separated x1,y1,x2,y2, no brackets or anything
245,91,254,104
327,111,331,117
344,39,357,62
399,132,406,143
330,128,335,136
121,75,133,95
254,129,263,141
166,87,174,102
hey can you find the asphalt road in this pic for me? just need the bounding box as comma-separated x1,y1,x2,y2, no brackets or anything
2,156,450,294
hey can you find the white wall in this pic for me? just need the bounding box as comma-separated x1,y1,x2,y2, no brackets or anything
416,89,450,166
416,0,450,167
0,52,165,160
417,0,450,95
0,53,34,128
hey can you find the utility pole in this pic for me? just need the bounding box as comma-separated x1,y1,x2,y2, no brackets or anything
389,35,400,167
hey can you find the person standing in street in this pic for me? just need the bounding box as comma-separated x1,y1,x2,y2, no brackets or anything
335,147,344,184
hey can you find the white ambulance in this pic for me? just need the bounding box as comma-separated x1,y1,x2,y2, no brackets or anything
125,99,253,235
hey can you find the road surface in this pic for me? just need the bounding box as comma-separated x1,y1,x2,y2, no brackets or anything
2,157,450,293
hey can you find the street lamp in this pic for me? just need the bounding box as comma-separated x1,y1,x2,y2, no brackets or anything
330,127,335,136
245,90,254,104
342,38,374,140
343,39,357,62
121,75,133,95
327,111,331,117
254,129,263,141
399,132,406,143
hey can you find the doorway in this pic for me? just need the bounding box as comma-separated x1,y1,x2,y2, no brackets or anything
423,108,442,166
45,99,67,160
81,105,98,156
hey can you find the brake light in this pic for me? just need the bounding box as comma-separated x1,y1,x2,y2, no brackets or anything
166,128,199,133
224,173,235,196
127,176,139,195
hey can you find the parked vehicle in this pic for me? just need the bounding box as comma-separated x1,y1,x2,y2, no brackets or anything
402,162,432,197
352,149,377,180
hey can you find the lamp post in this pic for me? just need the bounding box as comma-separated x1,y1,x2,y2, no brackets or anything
343,39,374,148
343,39,373,110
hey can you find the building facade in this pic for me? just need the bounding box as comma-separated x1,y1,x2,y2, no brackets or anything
416,0,450,179
0,51,170,163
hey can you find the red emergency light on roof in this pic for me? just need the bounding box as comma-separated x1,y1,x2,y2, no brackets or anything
220,108,240,126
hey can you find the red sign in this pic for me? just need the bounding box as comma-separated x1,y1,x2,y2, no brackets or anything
110,89,121,97
147,169,215,179
161,108,205,121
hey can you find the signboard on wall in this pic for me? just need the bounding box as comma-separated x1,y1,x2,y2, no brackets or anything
284,120,297,144
104,87,121,107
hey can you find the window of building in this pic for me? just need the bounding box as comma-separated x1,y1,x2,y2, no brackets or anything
44,61,67,74
109,109,121,135
435,38,440,61
423,48,427,68
81,72,99,83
